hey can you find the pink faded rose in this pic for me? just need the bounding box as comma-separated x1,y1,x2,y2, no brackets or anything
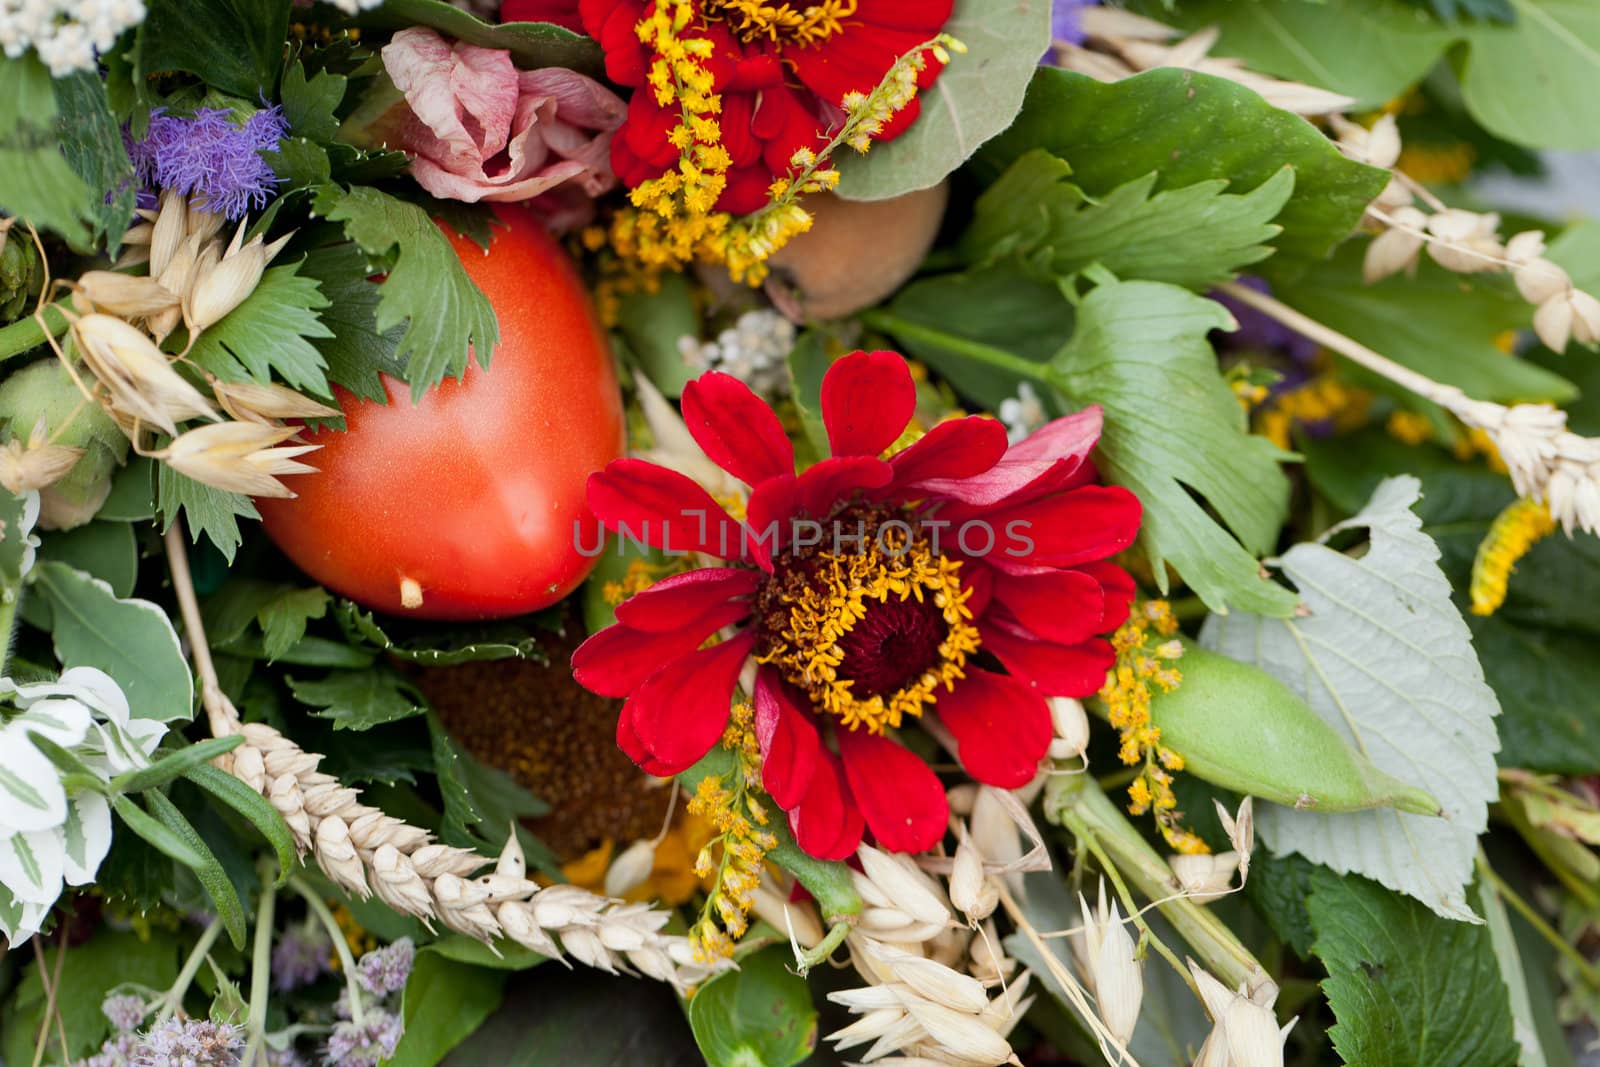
378,27,625,228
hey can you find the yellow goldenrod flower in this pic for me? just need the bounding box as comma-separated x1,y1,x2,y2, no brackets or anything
1470,498,1555,616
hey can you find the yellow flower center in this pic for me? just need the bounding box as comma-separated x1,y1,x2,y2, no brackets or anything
700,0,858,47
755,509,980,734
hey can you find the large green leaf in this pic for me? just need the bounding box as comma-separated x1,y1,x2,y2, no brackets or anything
0,55,94,247
1202,478,1501,920
355,0,603,76
834,0,1049,200
1135,0,1455,110
32,561,195,722
1460,0,1600,150
973,67,1387,274
157,463,259,564
1047,281,1298,616
53,71,137,252
1273,246,1574,405
137,0,289,99
689,947,818,1067
289,669,428,731
188,260,334,396
961,150,1294,289
390,951,508,1067
1308,870,1519,1067
298,242,408,404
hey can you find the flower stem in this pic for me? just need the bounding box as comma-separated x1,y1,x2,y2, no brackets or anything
155,917,225,1023
1475,853,1600,990
289,875,365,1027
0,303,68,364
242,875,277,1066
793,920,851,974
857,309,1050,383
163,520,241,738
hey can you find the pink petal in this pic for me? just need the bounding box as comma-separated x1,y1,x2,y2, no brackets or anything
837,728,948,853
820,350,916,458
926,406,1105,507
571,602,750,697
681,371,795,486
990,569,1106,646
613,567,759,632
624,630,756,773
935,668,1052,789
787,750,865,861
754,671,821,810
588,458,750,561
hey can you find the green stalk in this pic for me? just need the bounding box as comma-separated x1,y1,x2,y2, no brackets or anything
1047,772,1265,991
0,304,68,364
858,308,1050,382
155,917,224,1023
0,584,21,680
289,876,365,1027
242,877,277,1066
1476,854,1600,991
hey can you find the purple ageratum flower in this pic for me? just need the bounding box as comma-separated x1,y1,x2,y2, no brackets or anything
130,1018,244,1067
1048,0,1098,56
126,106,289,220
1211,275,1320,364
271,918,333,993
324,1009,404,1067
72,1033,140,1067
355,937,414,998
102,992,147,1034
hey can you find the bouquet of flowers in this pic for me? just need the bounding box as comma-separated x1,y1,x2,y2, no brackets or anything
2,0,1599,1064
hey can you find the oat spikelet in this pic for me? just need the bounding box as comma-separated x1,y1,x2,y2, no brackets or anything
161,421,318,497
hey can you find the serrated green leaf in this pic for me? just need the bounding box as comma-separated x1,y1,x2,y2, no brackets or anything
336,600,547,665
354,0,603,76
136,0,288,100
188,260,333,395
259,587,331,661
974,67,1387,275
269,136,333,189
312,183,499,401
33,561,195,723
1308,870,1518,1067
298,242,407,403
289,669,427,731
53,71,137,252
1202,478,1501,920
834,0,1048,200
0,54,94,247
961,151,1294,289
689,947,817,1067
184,763,297,884
1460,0,1600,150
144,789,247,949
280,59,347,143
1047,280,1298,615
157,463,258,564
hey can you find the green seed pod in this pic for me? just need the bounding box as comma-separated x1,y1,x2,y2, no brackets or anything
0,229,42,325
0,359,129,530
1149,640,1441,817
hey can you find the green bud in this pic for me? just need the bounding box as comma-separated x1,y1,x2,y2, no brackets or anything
0,228,42,325
1149,641,1441,817
0,359,129,530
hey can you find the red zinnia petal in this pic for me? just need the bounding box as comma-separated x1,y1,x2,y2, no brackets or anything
571,600,751,697
935,667,1052,789
990,569,1106,646
754,672,820,810
500,0,585,32
618,702,678,777
623,630,756,773
681,371,795,486
887,415,1009,493
837,728,948,854
855,0,956,33
1077,560,1138,632
821,350,917,458
718,165,775,215
929,406,1105,507
613,567,760,632
980,624,1114,699
787,750,865,861
588,458,750,562
978,485,1141,568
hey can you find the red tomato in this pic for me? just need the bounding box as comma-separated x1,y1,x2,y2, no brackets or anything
258,205,624,620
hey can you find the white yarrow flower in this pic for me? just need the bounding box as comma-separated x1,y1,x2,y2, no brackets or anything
998,383,1047,443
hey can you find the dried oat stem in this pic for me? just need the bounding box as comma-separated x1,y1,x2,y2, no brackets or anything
163,520,240,738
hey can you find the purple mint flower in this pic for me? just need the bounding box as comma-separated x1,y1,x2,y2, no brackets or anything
355,938,414,998
102,993,147,1034
323,1009,404,1067
126,106,288,220
272,919,333,993
1211,276,1320,364
131,1018,243,1067
72,1033,140,1067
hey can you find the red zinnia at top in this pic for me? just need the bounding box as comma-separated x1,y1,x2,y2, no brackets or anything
502,0,955,213
572,351,1141,859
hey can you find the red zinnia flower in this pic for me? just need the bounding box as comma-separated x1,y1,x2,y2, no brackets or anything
572,351,1141,859
505,0,954,214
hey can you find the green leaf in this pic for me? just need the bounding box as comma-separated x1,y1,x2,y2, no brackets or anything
1272,246,1574,405
1202,478,1501,920
973,67,1387,275
689,947,818,1067
355,0,603,76
311,183,499,401
834,0,1049,200
1134,0,1455,109
289,668,428,731
111,792,206,869
298,242,407,403
424,934,545,971
0,489,27,587
388,949,508,1067
616,271,701,399
1402,0,1515,19
188,259,334,395
259,587,331,661
269,136,333,189
33,561,196,722
1460,0,1600,150
961,150,1294,289
53,71,138,252
0,54,94,246
336,600,548,665
111,735,243,794
1047,280,1298,615
1308,870,1519,1067
280,59,348,143
38,521,138,598
157,462,258,564
184,762,297,884
144,789,247,949
98,457,157,522
136,0,289,99
1245,851,1319,959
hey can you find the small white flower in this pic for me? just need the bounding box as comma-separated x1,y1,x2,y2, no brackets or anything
998,382,1046,443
